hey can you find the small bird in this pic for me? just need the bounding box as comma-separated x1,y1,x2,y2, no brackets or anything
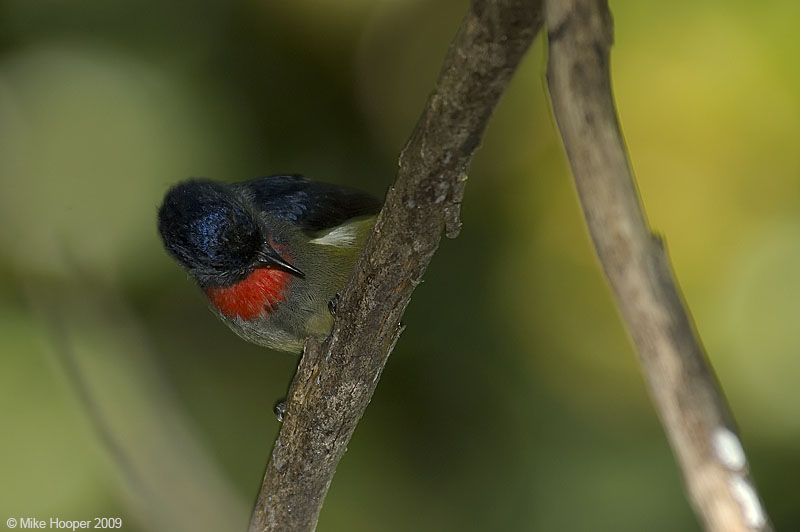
157,175,382,353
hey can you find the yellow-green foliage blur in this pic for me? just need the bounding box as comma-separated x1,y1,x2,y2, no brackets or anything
1,1,798,531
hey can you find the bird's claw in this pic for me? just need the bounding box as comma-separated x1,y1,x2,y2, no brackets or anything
274,399,287,422
328,293,341,316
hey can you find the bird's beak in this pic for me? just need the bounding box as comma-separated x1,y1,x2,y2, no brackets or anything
257,245,305,278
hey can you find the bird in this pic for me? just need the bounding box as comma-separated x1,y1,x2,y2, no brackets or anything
157,174,382,353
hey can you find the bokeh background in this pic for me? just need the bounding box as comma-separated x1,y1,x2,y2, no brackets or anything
1,0,798,530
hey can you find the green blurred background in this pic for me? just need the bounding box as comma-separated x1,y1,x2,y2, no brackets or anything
1,0,798,530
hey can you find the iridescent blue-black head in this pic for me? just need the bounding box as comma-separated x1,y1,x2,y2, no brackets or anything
158,179,303,287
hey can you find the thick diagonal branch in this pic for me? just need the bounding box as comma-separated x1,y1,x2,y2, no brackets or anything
248,1,543,531
545,1,771,531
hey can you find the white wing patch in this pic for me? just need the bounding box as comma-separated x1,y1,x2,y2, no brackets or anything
309,224,360,247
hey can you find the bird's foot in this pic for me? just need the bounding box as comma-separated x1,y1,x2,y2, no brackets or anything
273,399,287,422
328,293,341,315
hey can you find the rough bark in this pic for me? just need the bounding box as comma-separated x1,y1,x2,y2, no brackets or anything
248,1,544,530
544,1,772,531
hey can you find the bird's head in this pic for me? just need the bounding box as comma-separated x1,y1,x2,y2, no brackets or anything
157,180,304,288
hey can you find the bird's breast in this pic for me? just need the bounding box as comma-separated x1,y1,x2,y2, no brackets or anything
205,267,293,320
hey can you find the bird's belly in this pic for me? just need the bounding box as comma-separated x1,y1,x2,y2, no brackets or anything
214,297,332,354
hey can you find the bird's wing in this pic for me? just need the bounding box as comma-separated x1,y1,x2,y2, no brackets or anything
237,175,382,234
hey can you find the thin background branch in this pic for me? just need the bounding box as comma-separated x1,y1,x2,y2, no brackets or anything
27,278,249,532
545,1,772,531
248,1,544,530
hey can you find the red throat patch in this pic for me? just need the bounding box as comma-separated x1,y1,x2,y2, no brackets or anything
205,267,292,320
